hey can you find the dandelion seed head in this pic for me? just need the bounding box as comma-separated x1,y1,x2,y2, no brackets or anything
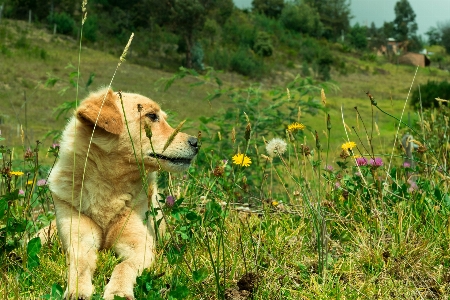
266,138,287,157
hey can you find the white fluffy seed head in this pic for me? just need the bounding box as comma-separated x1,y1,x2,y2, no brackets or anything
266,138,287,157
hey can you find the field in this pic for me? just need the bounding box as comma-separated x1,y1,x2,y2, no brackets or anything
2,19,450,299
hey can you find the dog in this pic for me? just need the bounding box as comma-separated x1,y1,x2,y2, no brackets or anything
43,88,198,299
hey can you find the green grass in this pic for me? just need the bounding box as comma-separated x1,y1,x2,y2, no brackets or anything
2,19,450,300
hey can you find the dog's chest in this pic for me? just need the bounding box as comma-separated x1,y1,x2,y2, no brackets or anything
83,191,141,228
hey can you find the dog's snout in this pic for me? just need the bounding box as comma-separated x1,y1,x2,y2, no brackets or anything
188,136,198,149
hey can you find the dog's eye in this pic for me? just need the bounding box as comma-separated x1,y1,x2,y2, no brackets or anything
146,113,159,122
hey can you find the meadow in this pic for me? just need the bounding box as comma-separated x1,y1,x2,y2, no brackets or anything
2,19,450,300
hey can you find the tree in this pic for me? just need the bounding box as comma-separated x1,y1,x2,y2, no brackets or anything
348,23,367,50
393,0,418,42
151,0,232,69
441,22,450,53
426,27,442,46
304,0,351,41
252,0,284,19
280,2,323,37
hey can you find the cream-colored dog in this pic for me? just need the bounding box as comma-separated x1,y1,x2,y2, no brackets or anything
45,88,198,299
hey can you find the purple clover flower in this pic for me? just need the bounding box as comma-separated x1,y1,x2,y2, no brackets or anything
18,189,25,196
356,157,368,166
402,162,411,168
369,157,383,168
325,165,334,172
166,195,175,207
407,180,418,193
334,182,341,189
37,179,47,186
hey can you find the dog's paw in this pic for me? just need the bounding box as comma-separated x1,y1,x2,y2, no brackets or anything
63,285,94,300
103,284,135,300
103,292,134,300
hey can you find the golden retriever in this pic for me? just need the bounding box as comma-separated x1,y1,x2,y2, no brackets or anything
43,88,198,299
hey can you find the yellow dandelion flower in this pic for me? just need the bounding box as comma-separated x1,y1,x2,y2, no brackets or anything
288,122,305,132
27,180,34,185
341,141,356,150
271,200,279,206
9,171,24,176
232,153,252,167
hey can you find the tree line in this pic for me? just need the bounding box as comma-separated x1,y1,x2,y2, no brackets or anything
1,0,449,78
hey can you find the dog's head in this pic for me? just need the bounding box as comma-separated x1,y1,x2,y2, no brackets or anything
75,88,198,172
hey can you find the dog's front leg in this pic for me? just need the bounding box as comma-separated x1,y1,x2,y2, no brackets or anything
103,209,156,300
55,201,102,300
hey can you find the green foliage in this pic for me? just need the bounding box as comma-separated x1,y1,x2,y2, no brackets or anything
304,0,351,41
393,0,418,42
348,23,368,50
48,12,76,35
280,2,323,37
410,80,450,108
441,22,450,54
230,47,265,77
253,31,273,57
252,0,285,19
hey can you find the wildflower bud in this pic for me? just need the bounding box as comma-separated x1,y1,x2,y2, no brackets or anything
245,123,251,141
231,127,236,144
137,104,143,112
315,131,321,150
327,114,331,131
366,91,377,106
144,124,152,139
340,149,350,159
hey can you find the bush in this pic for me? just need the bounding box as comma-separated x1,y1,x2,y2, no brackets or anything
280,2,323,38
411,80,450,108
48,12,75,35
230,47,264,77
205,48,230,71
253,31,273,57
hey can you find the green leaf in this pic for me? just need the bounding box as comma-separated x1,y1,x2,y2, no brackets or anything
0,198,7,218
192,267,208,282
27,237,42,270
169,284,189,299
50,283,64,299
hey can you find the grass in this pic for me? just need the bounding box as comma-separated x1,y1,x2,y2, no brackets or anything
2,18,450,300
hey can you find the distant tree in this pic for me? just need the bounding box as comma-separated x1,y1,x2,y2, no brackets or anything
304,0,351,41
382,21,395,38
348,23,367,50
151,0,230,69
252,0,284,19
280,2,323,37
441,22,450,53
426,27,442,45
393,0,418,42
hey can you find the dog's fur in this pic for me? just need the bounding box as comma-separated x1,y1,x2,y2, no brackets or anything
43,88,198,299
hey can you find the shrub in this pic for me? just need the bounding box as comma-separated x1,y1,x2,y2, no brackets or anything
48,12,75,35
280,2,323,38
410,80,450,108
253,31,273,57
205,48,230,71
230,47,264,77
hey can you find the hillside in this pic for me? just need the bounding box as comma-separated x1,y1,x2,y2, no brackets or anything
0,19,449,153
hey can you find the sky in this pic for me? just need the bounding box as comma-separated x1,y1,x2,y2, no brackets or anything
233,0,450,37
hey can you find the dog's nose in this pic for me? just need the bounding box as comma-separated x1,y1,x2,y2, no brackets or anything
188,136,198,149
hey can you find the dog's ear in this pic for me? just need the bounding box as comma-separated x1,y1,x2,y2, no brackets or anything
76,89,123,135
